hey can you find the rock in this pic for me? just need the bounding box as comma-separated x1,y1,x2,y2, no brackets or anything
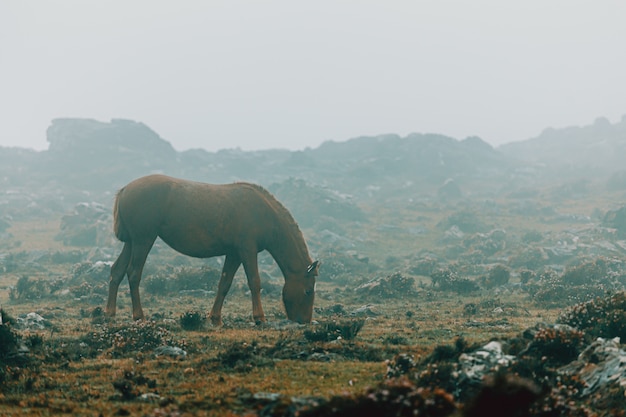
153,345,187,359
307,352,343,362
47,118,175,157
138,393,162,402
443,225,465,241
43,118,178,190
266,320,305,330
16,312,48,330
558,337,626,397
457,341,516,384
350,305,379,317
69,261,113,285
178,289,215,298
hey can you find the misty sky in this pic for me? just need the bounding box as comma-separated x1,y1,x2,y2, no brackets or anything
1,1,625,152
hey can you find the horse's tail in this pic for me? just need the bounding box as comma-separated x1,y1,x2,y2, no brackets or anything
113,188,131,242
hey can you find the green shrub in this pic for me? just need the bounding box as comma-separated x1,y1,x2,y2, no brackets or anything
480,264,510,288
179,311,206,331
9,276,51,301
430,268,479,294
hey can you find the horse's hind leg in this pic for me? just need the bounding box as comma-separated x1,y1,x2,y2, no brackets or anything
106,242,132,317
126,240,155,320
209,254,241,326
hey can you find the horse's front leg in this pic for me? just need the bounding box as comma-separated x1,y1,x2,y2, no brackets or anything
106,242,132,317
209,254,241,326
241,252,265,325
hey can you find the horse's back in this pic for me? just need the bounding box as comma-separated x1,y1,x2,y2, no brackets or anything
115,175,280,256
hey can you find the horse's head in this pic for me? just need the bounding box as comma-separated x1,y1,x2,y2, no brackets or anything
282,260,320,323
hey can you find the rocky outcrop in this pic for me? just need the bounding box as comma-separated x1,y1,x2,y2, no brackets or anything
499,115,626,177
46,118,176,157
40,118,179,189
1,115,625,212
308,133,514,194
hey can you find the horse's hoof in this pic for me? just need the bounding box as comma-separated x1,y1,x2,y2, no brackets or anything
210,316,223,326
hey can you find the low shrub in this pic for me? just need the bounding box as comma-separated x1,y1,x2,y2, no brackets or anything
480,264,510,289
179,311,206,331
303,319,365,342
430,268,479,294
558,291,626,341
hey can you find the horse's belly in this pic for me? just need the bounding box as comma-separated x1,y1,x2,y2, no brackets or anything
159,230,226,259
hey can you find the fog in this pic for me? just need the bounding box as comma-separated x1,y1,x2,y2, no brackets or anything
1,1,625,152
3,7,626,408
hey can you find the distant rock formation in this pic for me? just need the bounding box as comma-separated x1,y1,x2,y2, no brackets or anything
308,133,512,196
268,178,366,228
47,118,176,157
41,118,179,189
0,115,624,211
499,115,626,176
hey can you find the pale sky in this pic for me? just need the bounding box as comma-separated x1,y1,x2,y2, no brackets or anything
1,1,625,152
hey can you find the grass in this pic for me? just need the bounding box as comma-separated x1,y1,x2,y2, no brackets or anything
3,218,65,252
0,191,620,416
0,270,561,416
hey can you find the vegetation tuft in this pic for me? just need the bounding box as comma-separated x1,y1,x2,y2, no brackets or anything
355,272,416,298
430,268,479,294
303,319,365,342
558,291,626,341
81,320,188,358
519,324,584,367
179,310,206,331
525,261,625,308
479,264,510,289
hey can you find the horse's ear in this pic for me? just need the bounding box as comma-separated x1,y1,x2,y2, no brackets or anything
306,260,320,276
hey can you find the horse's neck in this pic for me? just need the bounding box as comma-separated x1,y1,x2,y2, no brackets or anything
268,227,310,276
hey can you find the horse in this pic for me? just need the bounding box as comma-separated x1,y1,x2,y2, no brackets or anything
105,174,320,325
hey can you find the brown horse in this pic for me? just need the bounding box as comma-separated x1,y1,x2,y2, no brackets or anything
105,174,319,325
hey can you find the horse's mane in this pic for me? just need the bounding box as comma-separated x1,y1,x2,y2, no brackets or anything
241,182,310,259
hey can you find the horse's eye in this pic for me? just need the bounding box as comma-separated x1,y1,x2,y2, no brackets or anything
305,289,314,296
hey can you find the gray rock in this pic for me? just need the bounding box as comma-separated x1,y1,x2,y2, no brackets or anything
16,312,48,330
153,345,187,358
559,337,626,397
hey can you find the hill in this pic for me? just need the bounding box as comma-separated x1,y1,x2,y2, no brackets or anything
499,115,626,178
0,115,624,220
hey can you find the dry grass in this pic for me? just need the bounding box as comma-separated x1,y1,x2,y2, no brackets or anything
4,218,65,252
0,204,608,416
0,271,565,417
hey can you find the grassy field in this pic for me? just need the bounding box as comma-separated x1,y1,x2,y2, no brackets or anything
1,286,557,417
0,198,622,416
